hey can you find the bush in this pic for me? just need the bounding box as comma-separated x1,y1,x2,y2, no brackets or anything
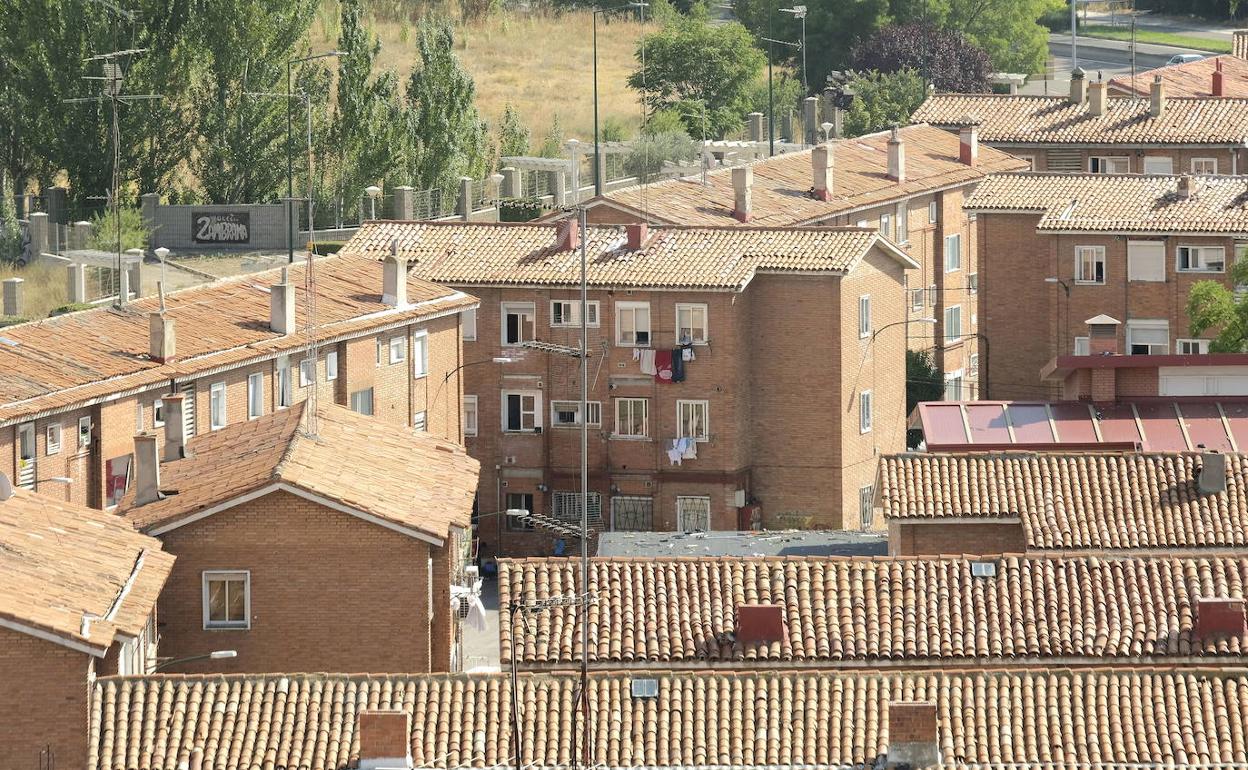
624,130,699,184
49,303,94,317
498,197,545,221
0,315,28,328
86,207,149,253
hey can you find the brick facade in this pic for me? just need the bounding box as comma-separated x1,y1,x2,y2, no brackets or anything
0,626,93,770
1010,146,1243,176
889,520,1028,556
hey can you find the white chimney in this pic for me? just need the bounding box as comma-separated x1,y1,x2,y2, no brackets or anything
382,255,407,308
270,268,295,335
1178,174,1194,199
812,144,833,201
133,433,160,506
1069,67,1087,104
149,312,176,363
732,166,752,222
958,121,978,166
1088,81,1107,116
162,393,187,462
1150,74,1166,117
887,125,905,183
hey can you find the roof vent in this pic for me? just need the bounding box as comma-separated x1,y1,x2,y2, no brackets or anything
1199,452,1227,495
630,678,659,699
1195,597,1246,639
736,603,785,644
970,560,997,577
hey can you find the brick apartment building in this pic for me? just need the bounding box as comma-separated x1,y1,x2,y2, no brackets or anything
0,253,476,512
913,77,1248,175
964,172,1247,400
0,484,172,769
341,221,917,556
1109,31,1248,97
118,400,478,674
569,123,1027,398
1045,347,1248,403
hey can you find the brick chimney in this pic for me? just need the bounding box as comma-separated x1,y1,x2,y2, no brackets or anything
732,166,752,222
1069,67,1087,104
555,217,580,252
270,268,296,335
133,432,160,506
1213,58,1225,96
1235,30,1248,60
382,255,407,308
1150,74,1166,117
736,603,785,644
887,125,905,183
887,702,939,768
958,120,979,166
1088,80,1107,116
162,393,187,462
812,143,833,200
149,312,176,363
1195,597,1246,639
626,222,648,251
358,710,413,770
1178,174,1194,198
1086,314,1121,404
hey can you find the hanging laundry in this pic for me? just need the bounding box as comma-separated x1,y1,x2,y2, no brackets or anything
655,350,674,383
667,442,683,465
671,349,686,382
632,348,641,362
682,437,698,460
682,347,695,362
639,348,657,375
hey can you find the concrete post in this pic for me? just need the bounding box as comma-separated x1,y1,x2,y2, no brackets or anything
550,170,566,207
566,139,582,203
28,212,48,260
140,193,160,240
748,112,764,142
803,96,818,145
46,186,67,225
457,177,474,220
67,264,86,304
780,110,793,144
128,261,143,299
501,167,521,198
2,278,23,317
70,221,93,250
118,263,131,304
488,173,505,201
595,152,607,192
392,186,415,220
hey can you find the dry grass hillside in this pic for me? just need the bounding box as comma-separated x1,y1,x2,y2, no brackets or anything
310,2,654,143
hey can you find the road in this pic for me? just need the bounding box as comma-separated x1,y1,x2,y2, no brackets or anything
1020,33,1214,95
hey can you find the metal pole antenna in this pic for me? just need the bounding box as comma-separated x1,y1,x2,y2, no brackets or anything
1071,0,1078,70
767,9,775,157
593,13,601,197
578,203,590,770
286,60,294,265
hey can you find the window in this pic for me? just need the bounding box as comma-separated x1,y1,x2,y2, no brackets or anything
859,485,874,529
944,305,962,344
1075,245,1106,284
247,373,263,420
153,399,164,428
413,411,427,431
970,560,998,577
326,351,338,381
202,571,249,630
944,370,964,401
299,358,315,387
463,395,478,437
551,400,602,427
1128,241,1166,282
1127,320,1169,355
927,284,937,307
462,308,477,341
46,423,61,456
1192,157,1218,174
614,397,649,438
1016,155,1036,171
276,356,292,408
858,295,871,338
389,335,406,364
611,496,654,531
616,302,651,347
1143,156,1173,174
552,491,602,523
1089,156,1130,173
135,402,144,432
676,303,709,345
412,331,428,378
928,201,938,224
676,496,711,533
968,273,978,294
506,492,534,531
944,234,961,272
550,300,600,327
503,391,541,432
209,382,226,430
502,302,535,346
677,400,710,441
895,202,908,243
350,387,374,416
1177,245,1226,272
78,416,91,449
1074,336,1090,356
910,288,924,312
375,337,384,366
1177,338,1210,354
859,390,872,433
879,212,892,239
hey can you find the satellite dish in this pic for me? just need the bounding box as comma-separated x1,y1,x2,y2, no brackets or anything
0,473,12,501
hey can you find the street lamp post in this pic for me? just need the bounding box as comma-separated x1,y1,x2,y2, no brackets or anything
154,649,236,672
593,2,648,197
287,51,344,264
365,185,382,220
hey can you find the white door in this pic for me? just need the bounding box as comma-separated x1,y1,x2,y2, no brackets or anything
676,496,711,533
16,423,35,489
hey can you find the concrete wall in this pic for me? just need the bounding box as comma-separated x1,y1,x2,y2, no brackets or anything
144,199,291,251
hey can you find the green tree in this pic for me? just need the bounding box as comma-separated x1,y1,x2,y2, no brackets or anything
627,13,766,138
939,0,1062,75
497,103,530,158
1187,262,1248,351
538,113,565,158
85,206,148,253
0,172,21,262
906,349,944,415
842,69,927,137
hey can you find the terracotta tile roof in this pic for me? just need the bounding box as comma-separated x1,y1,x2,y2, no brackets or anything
90,668,1248,769
586,124,1025,226
341,222,918,289
880,452,1248,550
1110,55,1248,98
499,554,1247,666
965,172,1248,233
0,487,172,652
119,402,477,543
0,255,475,426
911,93,1248,145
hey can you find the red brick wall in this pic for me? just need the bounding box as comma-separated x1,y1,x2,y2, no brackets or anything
1009,146,1240,175
891,521,1028,555
153,489,444,673
0,626,92,770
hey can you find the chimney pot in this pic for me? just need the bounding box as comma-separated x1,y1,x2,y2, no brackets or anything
149,312,176,363
887,125,905,183
382,255,407,308
556,218,581,252
958,120,979,166
270,272,296,335
1088,81,1107,116
626,222,648,251
812,144,834,200
133,432,160,506
1178,174,1194,198
1150,74,1166,117
162,393,187,462
358,710,413,770
1213,59,1225,96
732,166,753,222
1069,67,1088,104
887,702,939,768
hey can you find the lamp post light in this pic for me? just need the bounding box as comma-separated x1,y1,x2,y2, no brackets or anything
365,185,382,220
287,51,344,264
593,2,648,197
154,649,237,672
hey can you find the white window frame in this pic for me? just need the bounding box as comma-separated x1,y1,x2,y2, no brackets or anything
676,496,711,533
1015,154,1036,171
858,295,871,338
879,212,892,239
551,400,603,427
1089,156,1130,173
326,350,338,382
1127,240,1167,282
247,373,263,420
944,234,961,272
78,416,91,449
463,395,479,437
1074,336,1090,356
910,287,924,312
944,369,965,401
928,200,938,224
375,337,384,367
968,273,978,294
202,570,250,630
1142,156,1174,175
276,357,292,409
299,358,315,388
614,397,649,439
209,382,227,430
389,335,407,364
413,410,427,432
153,399,164,428
615,301,651,347
412,330,429,378
895,201,908,243
859,485,874,529
502,390,542,433
501,302,536,347
1177,244,1226,273
1176,338,1211,354
1127,319,1170,355
677,399,710,442
46,423,61,456
1075,245,1106,285
944,305,962,344
462,308,477,341
927,284,937,308
1191,157,1218,174
350,387,374,416
675,302,709,345
859,390,873,434
968,353,979,377
550,299,601,328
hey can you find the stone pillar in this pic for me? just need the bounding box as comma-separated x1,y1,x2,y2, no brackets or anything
127,261,143,299
28,212,48,261
140,193,160,240
70,221,93,250
45,186,67,226
550,170,566,207
67,264,86,304
780,110,793,144
488,173,505,201
2,278,23,317
803,96,818,145
501,167,521,198
747,112,764,142
118,263,131,304
392,186,415,220
458,177,474,220
565,139,582,203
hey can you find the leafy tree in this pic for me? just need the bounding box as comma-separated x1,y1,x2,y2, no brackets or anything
0,172,21,262
906,349,943,415
538,113,565,158
842,69,927,138
627,13,766,138
852,23,991,93
625,126,697,183
909,0,1061,75
744,70,804,128
1187,262,1248,351
497,103,530,158
85,206,148,252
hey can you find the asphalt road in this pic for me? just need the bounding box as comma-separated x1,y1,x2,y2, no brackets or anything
1020,33,1214,95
